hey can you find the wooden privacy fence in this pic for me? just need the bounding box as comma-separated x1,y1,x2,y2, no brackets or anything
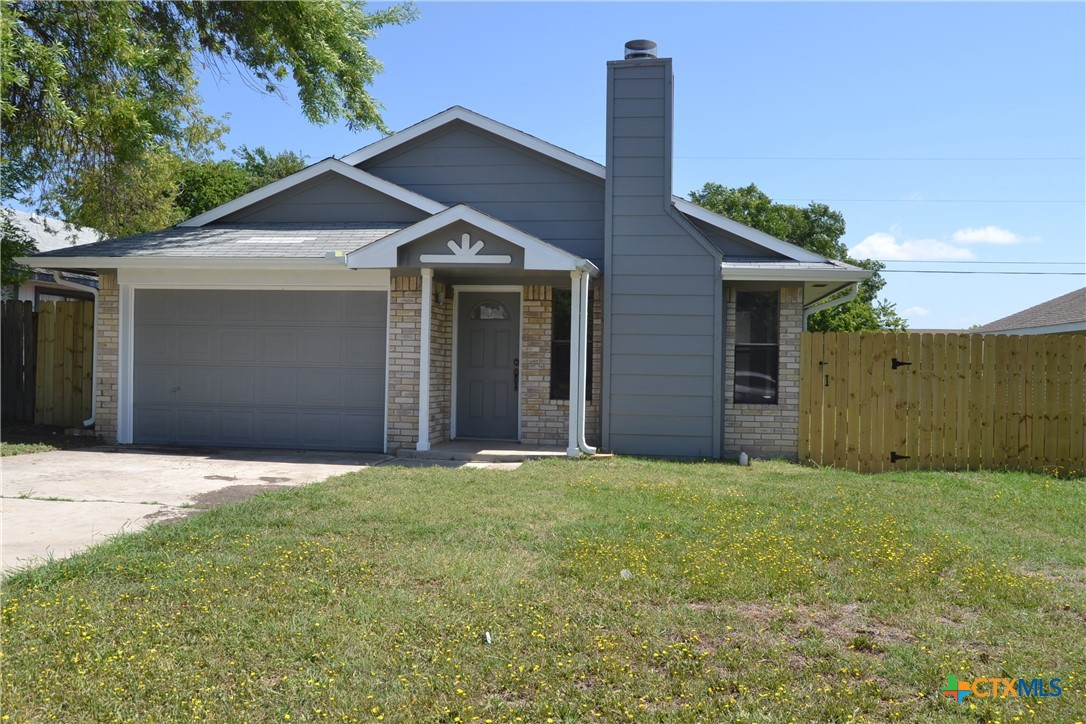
799,332,1086,474
1,300,94,427
1,300,37,421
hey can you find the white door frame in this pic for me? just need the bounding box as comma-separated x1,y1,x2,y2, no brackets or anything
450,285,524,441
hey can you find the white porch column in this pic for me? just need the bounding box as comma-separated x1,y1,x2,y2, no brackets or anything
417,268,434,452
567,269,583,457
576,270,596,454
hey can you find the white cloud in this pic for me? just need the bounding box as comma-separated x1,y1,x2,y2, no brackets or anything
849,232,977,261
904,306,929,317
951,226,1021,244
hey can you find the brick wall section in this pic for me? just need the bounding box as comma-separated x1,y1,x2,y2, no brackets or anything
722,285,802,460
386,276,421,452
94,272,120,442
429,281,452,445
520,285,601,448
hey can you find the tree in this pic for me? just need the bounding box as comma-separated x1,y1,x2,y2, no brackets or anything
689,182,907,331
175,146,307,220
1,207,38,291
1,0,416,221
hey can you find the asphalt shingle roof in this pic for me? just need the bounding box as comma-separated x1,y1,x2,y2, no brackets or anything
973,288,1086,333
29,223,406,259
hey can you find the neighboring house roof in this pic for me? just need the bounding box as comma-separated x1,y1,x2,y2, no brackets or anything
5,208,99,251
972,288,1086,335
32,223,405,260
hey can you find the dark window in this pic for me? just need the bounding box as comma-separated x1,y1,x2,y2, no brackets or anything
734,291,779,404
550,289,593,400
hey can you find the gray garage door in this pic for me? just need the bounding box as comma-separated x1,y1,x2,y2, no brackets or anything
134,289,386,452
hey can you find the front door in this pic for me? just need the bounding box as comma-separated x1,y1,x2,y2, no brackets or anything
456,291,520,439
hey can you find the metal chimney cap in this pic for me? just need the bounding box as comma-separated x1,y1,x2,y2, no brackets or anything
624,39,657,60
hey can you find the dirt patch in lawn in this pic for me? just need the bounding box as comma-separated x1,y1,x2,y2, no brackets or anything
734,601,916,653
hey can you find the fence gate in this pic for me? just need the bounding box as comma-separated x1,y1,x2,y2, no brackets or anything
799,332,1085,474
1,300,38,422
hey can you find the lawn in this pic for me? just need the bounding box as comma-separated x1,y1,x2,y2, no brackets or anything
2,458,1083,722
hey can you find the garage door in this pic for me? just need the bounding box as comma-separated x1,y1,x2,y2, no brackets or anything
133,289,386,451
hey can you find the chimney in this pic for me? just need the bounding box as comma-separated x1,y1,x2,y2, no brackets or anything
605,39,673,205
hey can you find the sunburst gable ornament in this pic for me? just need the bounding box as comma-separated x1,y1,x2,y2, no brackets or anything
419,233,512,264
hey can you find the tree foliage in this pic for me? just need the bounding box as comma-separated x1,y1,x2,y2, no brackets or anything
1,0,415,223
689,182,907,331
1,207,38,288
175,146,307,220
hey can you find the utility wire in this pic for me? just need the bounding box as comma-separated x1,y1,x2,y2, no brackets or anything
773,198,1083,204
876,260,1085,265
878,270,1084,276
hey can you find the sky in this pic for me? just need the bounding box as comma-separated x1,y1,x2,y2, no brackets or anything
194,1,1085,330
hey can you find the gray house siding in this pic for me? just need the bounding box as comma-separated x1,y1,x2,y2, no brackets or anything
360,125,605,266
602,57,722,459
218,172,430,224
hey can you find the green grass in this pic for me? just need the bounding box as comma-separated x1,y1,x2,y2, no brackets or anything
2,458,1083,722
1,423,102,456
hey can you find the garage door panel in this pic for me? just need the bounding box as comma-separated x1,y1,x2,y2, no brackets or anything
346,333,386,366
260,331,299,363
134,290,387,452
259,412,298,445
177,409,216,441
220,331,256,362
300,330,344,364
135,328,178,362
220,411,255,442
134,408,174,442
134,368,178,403
177,367,216,403
219,369,256,404
261,293,302,322
178,328,217,362
342,371,385,406
259,369,299,404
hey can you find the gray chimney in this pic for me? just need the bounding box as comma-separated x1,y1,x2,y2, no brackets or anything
606,39,673,202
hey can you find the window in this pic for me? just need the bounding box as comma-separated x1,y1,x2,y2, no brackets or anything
734,290,779,404
550,289,593,400
469,299,509,320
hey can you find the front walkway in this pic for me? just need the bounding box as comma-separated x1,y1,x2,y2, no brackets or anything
396,439,567,463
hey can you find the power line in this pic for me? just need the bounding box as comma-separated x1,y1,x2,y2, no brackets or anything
677,156,1086,162
774,198,1084,204
879,269,1084,276
876,260,1085,265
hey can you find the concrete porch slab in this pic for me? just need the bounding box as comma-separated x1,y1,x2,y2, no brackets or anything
396,440,567,463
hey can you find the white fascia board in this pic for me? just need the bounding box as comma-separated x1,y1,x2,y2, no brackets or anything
177,158,446,227
346,204,597,274
721,265,873,283
340,107,606,180
674,198,826,263
982,322,1086,336
24,257,354,270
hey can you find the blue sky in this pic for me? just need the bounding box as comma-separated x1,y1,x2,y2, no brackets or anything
196,1,1085,329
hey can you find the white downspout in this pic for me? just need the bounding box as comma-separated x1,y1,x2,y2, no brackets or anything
51,271,98,427
566,269,583,458
803,282,859,330
417,268,433,452
576,269,597,455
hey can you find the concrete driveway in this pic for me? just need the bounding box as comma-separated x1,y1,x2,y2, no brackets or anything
1,446,388,574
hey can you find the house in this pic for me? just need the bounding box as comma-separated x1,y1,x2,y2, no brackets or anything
23,41,870,459
972,288,1085,336
2,208,99,306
